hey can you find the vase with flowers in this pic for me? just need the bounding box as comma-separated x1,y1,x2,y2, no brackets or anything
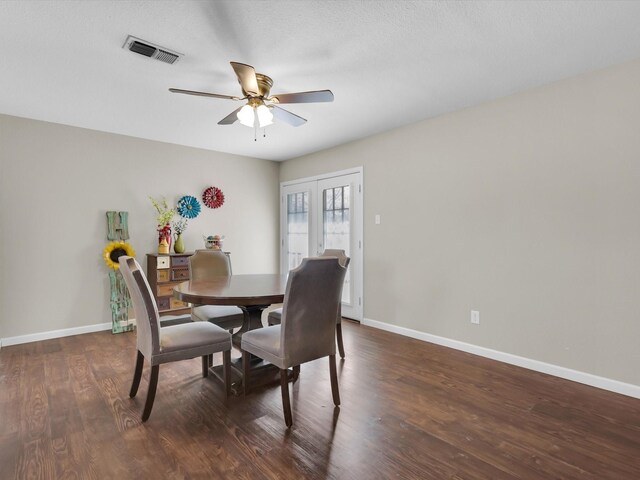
172,218,188,253
149,196,175,254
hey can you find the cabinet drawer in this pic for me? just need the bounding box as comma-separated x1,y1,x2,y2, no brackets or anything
172,256,190,267
157,283,179,297
171,269,190,281
157,297,170,311
157,269,170,282
157,256,170,269
170,298,189,309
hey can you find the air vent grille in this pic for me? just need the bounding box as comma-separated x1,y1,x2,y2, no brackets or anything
156,49,179,64
129,41,156,57
122,35,182,65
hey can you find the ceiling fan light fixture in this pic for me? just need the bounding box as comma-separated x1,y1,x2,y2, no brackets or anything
256,105,274,127
237,104,255,127
172,61,333,131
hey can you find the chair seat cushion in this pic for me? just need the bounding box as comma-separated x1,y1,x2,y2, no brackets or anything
192,305,244,330
155,322,231,365
241,325,286,370
267,307,282,325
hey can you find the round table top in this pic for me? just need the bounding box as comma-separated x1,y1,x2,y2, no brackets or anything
173,273,288,306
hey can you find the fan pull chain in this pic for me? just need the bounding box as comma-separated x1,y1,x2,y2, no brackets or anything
254,123,257,142
263,128,267,138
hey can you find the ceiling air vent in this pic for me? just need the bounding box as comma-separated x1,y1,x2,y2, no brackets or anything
122,35,182,65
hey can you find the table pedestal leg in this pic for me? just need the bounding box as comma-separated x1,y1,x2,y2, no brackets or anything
232,305,267,347
206,304,292,396
210,359,295,396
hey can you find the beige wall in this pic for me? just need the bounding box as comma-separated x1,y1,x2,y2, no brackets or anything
2,58,640,386
0,115,279,339
280,58,640,386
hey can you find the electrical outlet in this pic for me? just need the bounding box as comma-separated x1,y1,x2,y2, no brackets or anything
375,214,381,225
470,310,480,325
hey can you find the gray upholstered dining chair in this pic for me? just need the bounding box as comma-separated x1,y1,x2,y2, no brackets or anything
189,250,244,332
268,249,350,358
242,257,347,427
118,256,232,422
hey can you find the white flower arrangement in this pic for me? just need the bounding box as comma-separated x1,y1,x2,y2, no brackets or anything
172,218,188,235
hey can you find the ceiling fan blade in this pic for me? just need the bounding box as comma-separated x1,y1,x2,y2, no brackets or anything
230,61,260,96
169,88,241,101
218,106,243,125
271,106,307,127
270,90,334,104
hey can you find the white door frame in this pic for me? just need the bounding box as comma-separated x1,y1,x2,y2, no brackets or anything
280,166,364,321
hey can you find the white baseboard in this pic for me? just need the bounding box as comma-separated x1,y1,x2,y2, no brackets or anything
362,318,640,400
1,322,113,348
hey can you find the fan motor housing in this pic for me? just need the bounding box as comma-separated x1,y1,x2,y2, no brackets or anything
242,73,273,98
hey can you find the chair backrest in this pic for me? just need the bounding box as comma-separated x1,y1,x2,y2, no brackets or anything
321,249,350,317
320,249,350,269
280,257,347,366
118,256,160,358
189,250,232,281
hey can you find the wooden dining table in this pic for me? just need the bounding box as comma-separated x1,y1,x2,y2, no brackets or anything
173,273,289,394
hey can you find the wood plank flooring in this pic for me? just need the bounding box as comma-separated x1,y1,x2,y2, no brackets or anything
1,320,639,479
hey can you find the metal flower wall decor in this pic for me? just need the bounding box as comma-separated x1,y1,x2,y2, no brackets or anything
177,195,201,219
203,186,225,209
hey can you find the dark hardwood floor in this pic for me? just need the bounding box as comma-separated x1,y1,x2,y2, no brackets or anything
1,320,639,479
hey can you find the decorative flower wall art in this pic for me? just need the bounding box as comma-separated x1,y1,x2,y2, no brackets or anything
203,186,225,209
177,195,201,219
103,241,136,270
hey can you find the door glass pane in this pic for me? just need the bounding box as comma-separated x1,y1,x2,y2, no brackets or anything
334,187,342,210
287,192,308,271
323,185,351,303
325,188,333,210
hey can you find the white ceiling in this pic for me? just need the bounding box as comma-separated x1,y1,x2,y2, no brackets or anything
2,1,640,161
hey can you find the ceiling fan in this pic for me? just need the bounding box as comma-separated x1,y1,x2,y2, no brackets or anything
169,61,334,128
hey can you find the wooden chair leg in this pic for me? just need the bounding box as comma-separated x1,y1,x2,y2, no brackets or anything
329,354,340,406
208,354,213,368
202,355,209,378
280,369,293,428
142,364,159,422
242,350,251,395
129,350,144,398
336,323,345,359
223,350,231,398
292,365,300,382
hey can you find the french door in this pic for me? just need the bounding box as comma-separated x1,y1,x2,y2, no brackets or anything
280,169,363,320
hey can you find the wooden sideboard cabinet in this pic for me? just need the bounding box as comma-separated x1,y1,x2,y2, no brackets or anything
146,252,193,317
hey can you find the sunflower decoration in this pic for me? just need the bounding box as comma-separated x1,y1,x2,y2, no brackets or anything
203,186,225,209
103,241,136,270
177,195,201,219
